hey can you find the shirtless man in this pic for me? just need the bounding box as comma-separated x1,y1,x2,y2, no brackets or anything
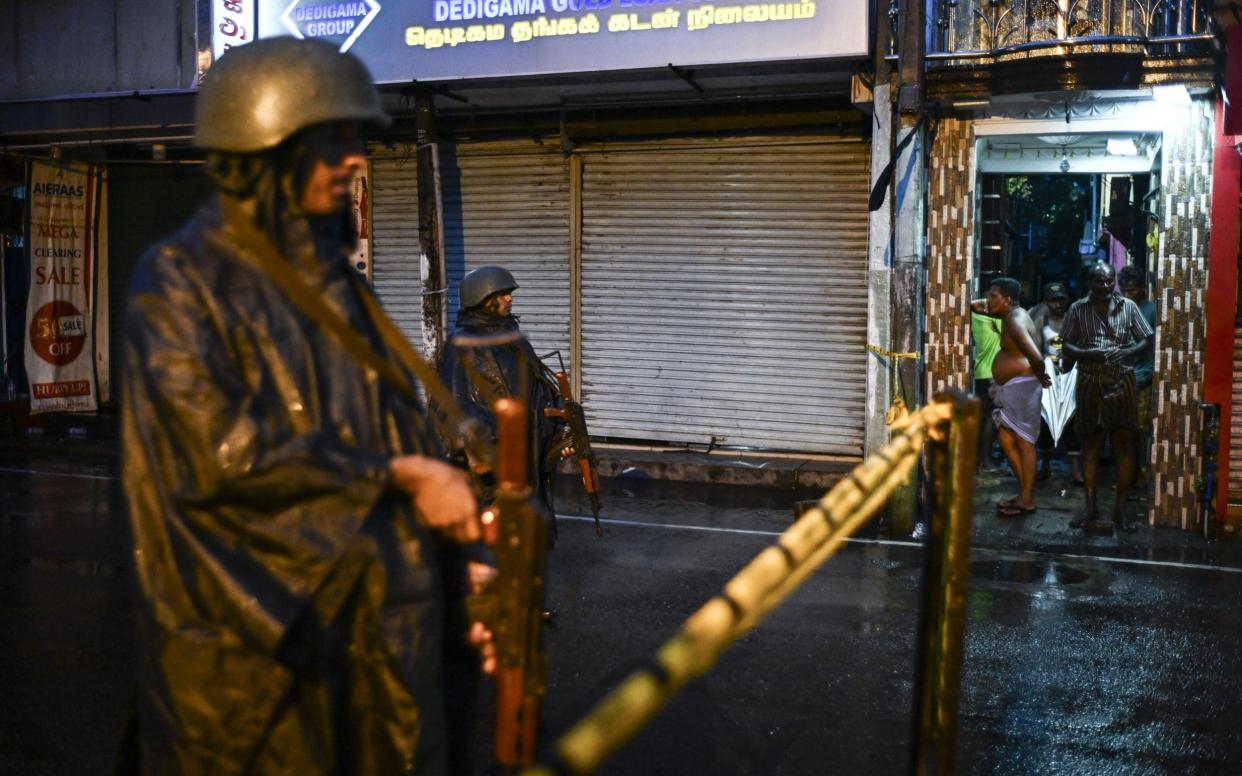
971,277,1052,516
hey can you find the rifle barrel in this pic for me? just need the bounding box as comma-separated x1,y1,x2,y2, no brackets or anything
494,398,527,492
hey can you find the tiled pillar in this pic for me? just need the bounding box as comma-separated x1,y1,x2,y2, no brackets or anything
925,118,976,398
1150,98,1214,529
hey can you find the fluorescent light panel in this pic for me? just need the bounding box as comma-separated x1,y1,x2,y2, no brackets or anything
1107,138,1138,155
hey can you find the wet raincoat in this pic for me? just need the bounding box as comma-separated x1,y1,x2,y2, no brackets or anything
122,195,457,774
438,309,562,504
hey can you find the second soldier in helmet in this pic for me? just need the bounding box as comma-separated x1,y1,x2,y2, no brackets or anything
440,266,565,512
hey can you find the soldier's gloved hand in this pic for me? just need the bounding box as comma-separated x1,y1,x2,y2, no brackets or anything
464,561,498,674
388,455,481,542
468,621,497,675
465,449,493,476
467,560,498,595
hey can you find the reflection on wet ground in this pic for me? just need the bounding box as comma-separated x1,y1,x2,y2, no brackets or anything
971,454,1242,569
970,558,1091,586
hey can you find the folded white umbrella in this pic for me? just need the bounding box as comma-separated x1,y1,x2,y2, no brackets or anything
1040,357,1077,446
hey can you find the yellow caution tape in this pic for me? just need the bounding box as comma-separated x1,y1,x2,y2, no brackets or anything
867,343,920,360
884,397,910,429
539,398,961,776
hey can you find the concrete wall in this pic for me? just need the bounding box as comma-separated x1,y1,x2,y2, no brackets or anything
0,0,193,99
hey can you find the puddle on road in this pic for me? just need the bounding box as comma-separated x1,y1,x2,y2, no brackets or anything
970,559,1090,586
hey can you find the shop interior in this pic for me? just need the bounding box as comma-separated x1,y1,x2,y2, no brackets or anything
975,131,1161,305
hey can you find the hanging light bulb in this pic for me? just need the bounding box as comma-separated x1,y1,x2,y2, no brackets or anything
1059,147,1070,174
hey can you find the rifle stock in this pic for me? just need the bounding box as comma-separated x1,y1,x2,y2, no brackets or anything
469,397,549,769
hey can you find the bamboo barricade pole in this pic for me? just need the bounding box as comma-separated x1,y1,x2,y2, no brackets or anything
526,399,960,776
910,389,980,775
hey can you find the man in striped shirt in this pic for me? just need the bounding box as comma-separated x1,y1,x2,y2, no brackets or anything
1061,263,1155,533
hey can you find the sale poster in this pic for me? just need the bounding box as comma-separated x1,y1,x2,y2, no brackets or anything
25,161,100,414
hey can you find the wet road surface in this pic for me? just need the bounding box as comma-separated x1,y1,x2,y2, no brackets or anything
3,444,1242,774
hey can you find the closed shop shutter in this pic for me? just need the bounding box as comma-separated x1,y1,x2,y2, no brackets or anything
1229,328,1242,504
106,164,209,402
579,136,870,456
441,140,571,362
369,147,423,346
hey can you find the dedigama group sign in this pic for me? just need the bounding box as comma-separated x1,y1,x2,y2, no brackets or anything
250,0,868,82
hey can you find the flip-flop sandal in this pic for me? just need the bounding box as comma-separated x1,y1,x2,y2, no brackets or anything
995,498,1019,511
997,504,1037,517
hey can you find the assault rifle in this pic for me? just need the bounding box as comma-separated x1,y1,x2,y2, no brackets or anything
467,397,550,770
544,371,603,536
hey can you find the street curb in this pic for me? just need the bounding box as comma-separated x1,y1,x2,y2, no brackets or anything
583,447,857,491
3,411,857,492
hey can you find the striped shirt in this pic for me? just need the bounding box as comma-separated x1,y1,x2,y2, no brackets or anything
1060,293,1154,376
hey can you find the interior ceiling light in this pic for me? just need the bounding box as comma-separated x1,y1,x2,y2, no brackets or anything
1152,84,1190,105
1107,138,1138,155
1038,134,1083,146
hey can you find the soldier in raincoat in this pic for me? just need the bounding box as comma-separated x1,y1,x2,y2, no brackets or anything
121,38,488,774
439,266,565,512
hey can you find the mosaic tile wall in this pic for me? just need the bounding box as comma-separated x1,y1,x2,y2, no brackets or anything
1149,98,1213,529
1230,328,1242,504
925,117,976,398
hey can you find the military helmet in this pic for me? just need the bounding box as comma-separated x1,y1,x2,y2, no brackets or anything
194,37,391,153
460,266,518,309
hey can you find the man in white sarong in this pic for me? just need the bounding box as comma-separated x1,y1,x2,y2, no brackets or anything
972,277,1052,516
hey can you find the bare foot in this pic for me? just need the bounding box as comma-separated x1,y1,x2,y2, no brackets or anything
997,502,1037,517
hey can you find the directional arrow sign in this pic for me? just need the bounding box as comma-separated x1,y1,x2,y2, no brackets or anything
281,0,381,53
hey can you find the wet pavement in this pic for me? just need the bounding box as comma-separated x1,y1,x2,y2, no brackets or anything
3,434,1242,774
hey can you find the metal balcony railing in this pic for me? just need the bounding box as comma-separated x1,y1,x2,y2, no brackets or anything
905,0,1215,60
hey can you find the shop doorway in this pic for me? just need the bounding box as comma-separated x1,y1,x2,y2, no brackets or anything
977,171,1155,306
970,130,1163,509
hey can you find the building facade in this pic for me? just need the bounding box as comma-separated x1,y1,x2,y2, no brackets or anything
912,0,1234,530
1,0,882,465
2,0,1237,531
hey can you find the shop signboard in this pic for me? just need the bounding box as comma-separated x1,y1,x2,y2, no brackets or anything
349,166,373,281
24,161,101,414
253,0,867,82
212,0,259,62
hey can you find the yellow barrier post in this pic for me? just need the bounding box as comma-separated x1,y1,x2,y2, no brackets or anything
525,400,958,776
910,389,980,775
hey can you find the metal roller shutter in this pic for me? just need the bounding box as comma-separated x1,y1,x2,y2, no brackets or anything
441,140,571,362
579,137,870,456
369,147,423,347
